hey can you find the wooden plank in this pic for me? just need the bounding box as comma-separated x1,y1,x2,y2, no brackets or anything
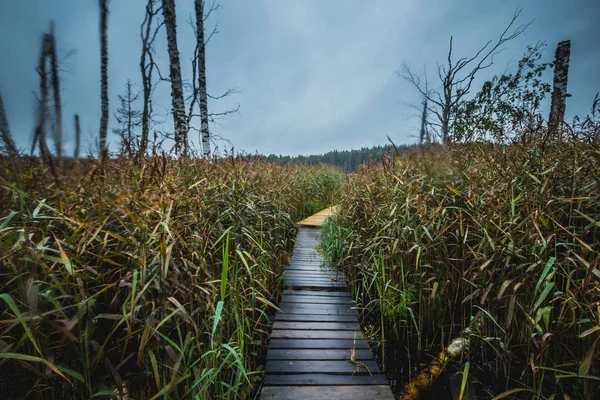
266,349,374,361
260,385,394,399
264,373,388,386
268,339,369,349
271,330,364,340
280,298,354,305
272,322,360,331
283,270,341,276
274,313,358,323
278,305,356,314
283,290,351,298
284,281,347,288
265,360,379,374
283,276,344,282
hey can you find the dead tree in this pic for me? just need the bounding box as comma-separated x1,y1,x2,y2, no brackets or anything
161,0,188,156
32,34,59,183
187,1,238,156
195,0,210,156
548,40,571,136
74,114,81,159
400,9,529,144
140,0,162,155
419,96,429,146
113,80,142,156
48,21,63,158
0,93,19,157
99,0,109,158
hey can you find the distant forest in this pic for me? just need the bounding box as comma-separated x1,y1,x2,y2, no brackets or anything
261,143,415,172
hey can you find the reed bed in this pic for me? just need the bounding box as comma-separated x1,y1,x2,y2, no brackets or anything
0,156,342,399
321,129,599,398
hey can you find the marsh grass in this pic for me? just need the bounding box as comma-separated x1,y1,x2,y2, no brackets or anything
321,126,600,398
0,156,342,399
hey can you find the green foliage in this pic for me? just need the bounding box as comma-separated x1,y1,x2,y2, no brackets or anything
452,44,552,143
318,215,350,265
263,144,415,172
290,165,344,217
0,157,341,399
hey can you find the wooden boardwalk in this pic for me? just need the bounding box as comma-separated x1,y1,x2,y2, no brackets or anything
259,225,393,400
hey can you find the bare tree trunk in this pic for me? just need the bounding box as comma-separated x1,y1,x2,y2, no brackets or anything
99,0,109,159
548,40,571,136
419,96,428,146
74,114,81,159
126,81,133,156
33,35,59,184
48,21,63,158
140,0,160,156
195,0,210,157
33,36,51,156
0,93,19,157
161,0,188,156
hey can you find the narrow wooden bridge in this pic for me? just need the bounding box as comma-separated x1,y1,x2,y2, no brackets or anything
259,208,394,399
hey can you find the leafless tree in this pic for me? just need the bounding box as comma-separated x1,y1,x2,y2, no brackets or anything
140,0,162,155
195,0,210,156
400,9,530,144
548,40,571,136
99,0,109,159
32,33,58,183
0,93,18,157
113,80,142,156
47,21,63,158
419,96,429,146
187,1,239,156
161,0,188,156
74,114,81,159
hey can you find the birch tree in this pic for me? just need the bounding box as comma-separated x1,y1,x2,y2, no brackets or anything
188,1,238,157
99,0,109,158
161,0,188,156
195,0,210,156
140,0,162,155
0,93,18,157
400,9,529,144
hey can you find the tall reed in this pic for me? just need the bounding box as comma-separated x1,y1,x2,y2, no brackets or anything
0,156,342,399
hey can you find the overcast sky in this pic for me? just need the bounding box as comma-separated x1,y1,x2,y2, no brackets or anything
0,0,598,156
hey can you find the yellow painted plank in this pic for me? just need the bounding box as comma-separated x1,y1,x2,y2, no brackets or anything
297,206,337,227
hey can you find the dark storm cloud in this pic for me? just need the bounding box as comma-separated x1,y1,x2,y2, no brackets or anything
0,0,598,156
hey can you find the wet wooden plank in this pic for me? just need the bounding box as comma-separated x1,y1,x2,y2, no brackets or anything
274,313,358,322
283,290,351,298
268,339,369,349
280,298,354,305
272,321,360,331
271,330,364,340
266,349,374,361
284,281,347,288
277,307,356,316
265,360,379,374
264,373,388,386
260,385,394,400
